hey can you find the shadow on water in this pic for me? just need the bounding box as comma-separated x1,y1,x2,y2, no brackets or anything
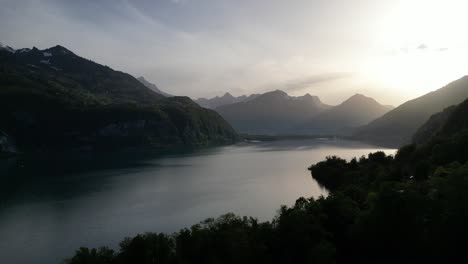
0,146,224,208
0,139,386,208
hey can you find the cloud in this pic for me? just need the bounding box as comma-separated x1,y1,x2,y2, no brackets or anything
276,72,355,93
417,44,428,50
1,0,436,105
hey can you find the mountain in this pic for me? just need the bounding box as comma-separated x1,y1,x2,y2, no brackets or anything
397,96,468,174
137,76,173,97
0,44,238,152
0,42,15,53
412,105,456,145
354,75,468,147
215,90,331,134
214,90,391,135
299,94,394,135
195,92,260,109
1,45,164,104
417,96,468,147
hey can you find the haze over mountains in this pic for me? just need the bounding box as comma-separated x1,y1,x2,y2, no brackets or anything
195,92,260,109
354,75,468,147
0,44,237,153
299,94,394,135
198,74,468,146
2,42,468,151
214,90,330,134
137,76,173,97
214,90,392,135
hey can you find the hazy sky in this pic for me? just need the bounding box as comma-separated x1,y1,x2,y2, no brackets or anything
2,0,468,105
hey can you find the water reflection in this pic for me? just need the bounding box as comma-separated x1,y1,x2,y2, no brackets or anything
0,139,395,264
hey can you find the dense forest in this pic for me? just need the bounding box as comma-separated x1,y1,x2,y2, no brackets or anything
66,99,468,263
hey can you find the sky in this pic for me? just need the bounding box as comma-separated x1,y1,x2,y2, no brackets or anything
2,0,468,106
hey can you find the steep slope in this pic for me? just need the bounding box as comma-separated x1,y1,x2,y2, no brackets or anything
396,97,468,173
0,45,238,152
354,76,468,147
412,105,456,144
0,45,164,104
436,100,468,138
137,76,173,97
300,94,393,135
215,90,331,134
195,92,259,109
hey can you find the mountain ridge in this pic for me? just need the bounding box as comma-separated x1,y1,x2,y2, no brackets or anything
215,90,391,136
215,90,331,134
0,44,238,153
195,92,260,109
297,93,393,135
354,75,468,147
215,90,392,135
137,76,173,97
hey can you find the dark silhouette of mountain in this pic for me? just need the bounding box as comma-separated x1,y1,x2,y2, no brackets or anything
137,76,173,97
299,94,394,135
195,92,259,109
412,105,456,145
0,44,238,152
424,97,468,143
215,90,391,135
215,90,331,134
354,75,468,147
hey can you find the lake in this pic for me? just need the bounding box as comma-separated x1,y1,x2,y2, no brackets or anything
0,139,396,264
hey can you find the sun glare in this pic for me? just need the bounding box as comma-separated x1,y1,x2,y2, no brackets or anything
361,0,468,99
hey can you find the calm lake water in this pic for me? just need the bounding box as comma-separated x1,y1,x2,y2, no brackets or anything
0,139,396,264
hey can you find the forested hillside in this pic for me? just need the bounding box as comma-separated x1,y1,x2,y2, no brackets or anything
0,45,238,153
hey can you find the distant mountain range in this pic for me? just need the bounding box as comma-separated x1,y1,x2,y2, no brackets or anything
209,74,468,144
354,75,468,147
214,90,392,135
299,94,394,135
137,76,173,97
195,92,260,109
215,90,331,134
0,44,238,153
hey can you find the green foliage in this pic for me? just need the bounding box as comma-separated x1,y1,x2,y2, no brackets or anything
66,247,115,264
309,152,393,192
0,46,238,152
118,233,175,264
